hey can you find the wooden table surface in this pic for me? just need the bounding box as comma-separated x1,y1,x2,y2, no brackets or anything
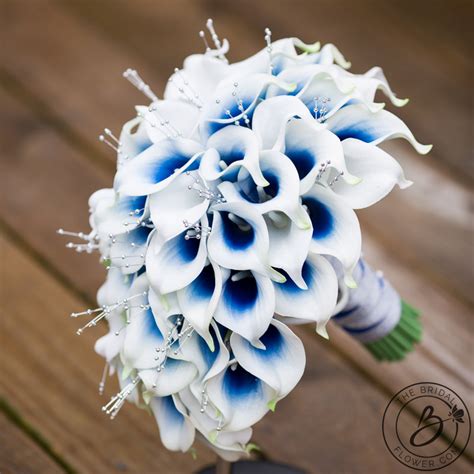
0,1,472,473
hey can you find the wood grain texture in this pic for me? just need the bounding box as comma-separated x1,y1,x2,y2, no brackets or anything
0,412,65,474
0,0,472,472
0,81,419,474
60,0,474,305
5,229,462,474
2,72,473,396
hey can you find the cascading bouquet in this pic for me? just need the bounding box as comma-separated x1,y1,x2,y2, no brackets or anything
59,20,429,461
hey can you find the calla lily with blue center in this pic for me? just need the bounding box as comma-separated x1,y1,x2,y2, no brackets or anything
67,22,431,461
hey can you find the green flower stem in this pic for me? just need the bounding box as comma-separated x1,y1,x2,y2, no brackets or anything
364,301,422,361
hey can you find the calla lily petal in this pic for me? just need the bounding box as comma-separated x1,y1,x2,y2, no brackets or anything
148,289,182,337
108,225,152,274
311,43,351,68
230,320,305,399
175,321,230,380
179,387,252,459
205,362,275,431
177,261,227,347
146,218,208,294
329,138,412,209
95,270,135,362
274,254,338,330
266,213,312,289
267,65,356,116
347,66,408,107
150,395,195,452
302,184,361,286
118,116,153,167
116,138,203,196
326,103,432,154
137,100,200,142
200,73,296,139
207,202,283,281
214,270,275,346
283,119,359,193
201,125,267,186
252,95,314,150
228,38,299,76
218,150,312,229
121,275,165,370
139,358,198,397
149,171,209,242
198,434,251,463
164,54,230,105
94,194,149,237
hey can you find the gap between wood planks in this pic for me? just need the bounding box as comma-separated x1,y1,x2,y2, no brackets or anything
55,0,474,307
1,2,472,470
3,82,472,466
0,398,75,474
3,226,456,474
2,0,472,308
1,0,472,422
1,0,470,382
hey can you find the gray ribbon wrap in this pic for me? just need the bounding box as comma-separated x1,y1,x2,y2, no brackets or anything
332,259,401,343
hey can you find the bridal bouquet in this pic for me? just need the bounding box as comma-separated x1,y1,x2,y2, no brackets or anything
60,20,429,460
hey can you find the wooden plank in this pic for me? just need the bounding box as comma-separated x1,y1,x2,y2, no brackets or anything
0,86,431,472
0,411,66,474
327,231,474,403
0,232,214,473
0,87,110,299
1,73,472,388
3,229,457,474
65,0,472,182
0,2,472,469
57,0,473,306
0,0,159,165
205,0,471,183
0,0,472,428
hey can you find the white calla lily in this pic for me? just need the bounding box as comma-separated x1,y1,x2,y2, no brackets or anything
146,216,208,294
345,66,409,107
207,201,284,282
302,184,361,287
179,387,253,460
329,138,413,209
274,254,339,335
115,138,203,196
204,361,275,431
149,171,209,242
230,320,306,402
201,125,267,186
266,213,312,289
200,73,296,140
137,100,200,142
213,270,275,347
94,193,149,237
164,54,230,104
252,95,314,150
219,150,312,230
177,261,228,348
283,119,359,193
108,225,152,274
175,321,230,380
326,103,432,154
139,358,198,397
267,65,357,114
150,395,196,452
118,116,153,167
